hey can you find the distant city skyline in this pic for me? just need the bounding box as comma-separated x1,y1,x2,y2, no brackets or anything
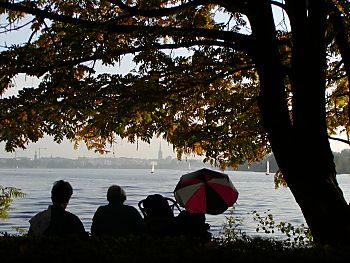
0,136,179,160
0,133,348,160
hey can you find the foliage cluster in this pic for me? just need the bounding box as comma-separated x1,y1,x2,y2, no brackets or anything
250,210,313,248
0,0,348,171
0,186,25,218
217,208,313,248
0,0,273,170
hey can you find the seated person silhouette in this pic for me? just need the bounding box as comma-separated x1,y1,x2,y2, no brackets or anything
91,185,145,237
139,194,178,236
175,210,211,242
28,180,86,237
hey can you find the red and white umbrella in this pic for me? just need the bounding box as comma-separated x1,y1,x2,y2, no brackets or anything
173,168,239,215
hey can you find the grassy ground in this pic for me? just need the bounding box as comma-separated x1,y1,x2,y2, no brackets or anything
1,234,350,263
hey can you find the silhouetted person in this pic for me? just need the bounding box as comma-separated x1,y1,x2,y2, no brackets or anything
28,180,86,237
140,194,211,241
175,210,211,242
139,194,177,236
91,185,145,237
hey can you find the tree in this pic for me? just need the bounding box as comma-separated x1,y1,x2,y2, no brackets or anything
0,0,349,245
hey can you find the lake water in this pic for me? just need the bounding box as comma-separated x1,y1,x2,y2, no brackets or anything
1,168,350,239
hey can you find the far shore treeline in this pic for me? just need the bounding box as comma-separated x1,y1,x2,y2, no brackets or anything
1,149,350,174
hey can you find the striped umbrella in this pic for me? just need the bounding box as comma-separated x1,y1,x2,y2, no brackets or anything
173,168,239,215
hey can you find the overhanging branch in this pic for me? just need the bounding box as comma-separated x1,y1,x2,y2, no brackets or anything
0,1,253,50
4,37,248,78
328,136,350,146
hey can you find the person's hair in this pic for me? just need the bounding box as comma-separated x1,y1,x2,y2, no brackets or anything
107,185,126,204
51,180,73,204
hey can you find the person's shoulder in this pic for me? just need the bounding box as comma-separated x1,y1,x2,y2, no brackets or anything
124,204,141,214
64,210,82,222
98,204,109,209
95,204,110,213
123,204,137,210
32,209,48,217
64,210,86,232
29,207,50,222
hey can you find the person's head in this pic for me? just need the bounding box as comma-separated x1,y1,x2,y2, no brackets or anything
51,180,73,208
107,185,126,204
143,194,174,218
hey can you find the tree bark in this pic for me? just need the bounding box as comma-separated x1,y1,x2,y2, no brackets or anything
247,0,350,245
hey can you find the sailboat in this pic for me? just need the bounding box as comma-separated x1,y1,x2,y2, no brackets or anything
151,162,155,174
265,160,270,175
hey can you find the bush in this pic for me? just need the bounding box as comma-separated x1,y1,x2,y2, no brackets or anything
0,234,349,263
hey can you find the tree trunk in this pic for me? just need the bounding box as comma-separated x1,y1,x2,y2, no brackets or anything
247,0,350,245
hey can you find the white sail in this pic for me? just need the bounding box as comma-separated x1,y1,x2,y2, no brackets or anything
265,160,270,175
151,162,155,174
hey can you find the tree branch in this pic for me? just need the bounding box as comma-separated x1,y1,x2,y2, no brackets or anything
3,37,248,78
328,136,350,146
109,0,218,17
0,1,252,49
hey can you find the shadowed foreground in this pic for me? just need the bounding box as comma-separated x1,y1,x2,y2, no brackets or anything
1,235,350,263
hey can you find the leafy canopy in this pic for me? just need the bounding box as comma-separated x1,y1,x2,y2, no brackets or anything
0,0,348,169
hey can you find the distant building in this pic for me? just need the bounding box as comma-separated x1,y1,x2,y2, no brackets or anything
158,143,163,160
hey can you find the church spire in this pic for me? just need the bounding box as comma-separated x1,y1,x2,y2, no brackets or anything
158,142,163,160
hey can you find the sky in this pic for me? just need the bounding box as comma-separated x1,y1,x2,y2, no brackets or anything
0,3,349,160
330,136,349,153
